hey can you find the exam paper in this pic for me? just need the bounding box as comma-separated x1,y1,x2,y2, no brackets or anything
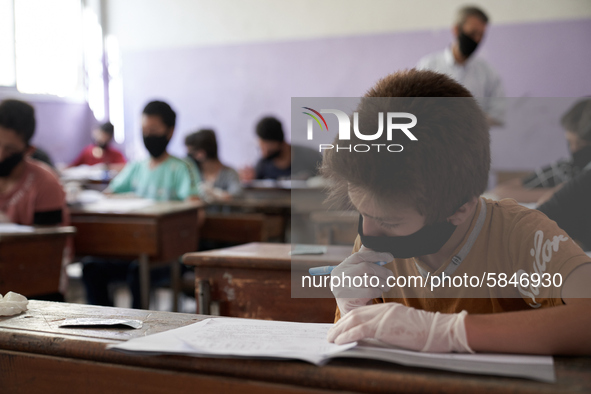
109,318,356,364
339,340,555,383
0,223,35,233
109,317,555,382
82,198,154,213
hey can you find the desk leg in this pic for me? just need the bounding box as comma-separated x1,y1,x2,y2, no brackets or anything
139,253,150,310
197,279,210,315
171,260,180,312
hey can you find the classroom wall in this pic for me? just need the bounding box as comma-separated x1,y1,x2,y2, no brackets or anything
114,16,591,174
106,0,591,50
0,92,97,165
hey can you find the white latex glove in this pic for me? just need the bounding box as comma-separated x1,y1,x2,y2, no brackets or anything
331,246,394,316
0,291,28,316
327,302,473,353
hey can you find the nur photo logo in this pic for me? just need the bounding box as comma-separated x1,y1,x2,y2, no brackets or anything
302,107,417,152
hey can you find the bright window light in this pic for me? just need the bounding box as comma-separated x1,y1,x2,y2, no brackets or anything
0,0,16,86
83,6,105,120
106,34,125,143
14,0,83,96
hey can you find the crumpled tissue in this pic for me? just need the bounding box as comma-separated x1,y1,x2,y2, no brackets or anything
0,292,28,316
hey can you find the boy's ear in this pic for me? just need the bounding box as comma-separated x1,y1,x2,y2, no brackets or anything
447,197,479,226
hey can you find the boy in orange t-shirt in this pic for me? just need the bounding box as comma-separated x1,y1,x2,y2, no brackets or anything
323,70,591,355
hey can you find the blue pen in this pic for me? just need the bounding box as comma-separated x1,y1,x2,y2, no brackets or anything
308,261,388,275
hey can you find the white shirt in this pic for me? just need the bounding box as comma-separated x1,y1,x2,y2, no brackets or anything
417,47,505,124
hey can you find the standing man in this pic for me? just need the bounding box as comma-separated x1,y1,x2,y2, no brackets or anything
417,5,504,126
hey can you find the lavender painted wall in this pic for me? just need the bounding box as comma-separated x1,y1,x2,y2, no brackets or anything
120,19,591,178
0,94,98,165
0,94,129,166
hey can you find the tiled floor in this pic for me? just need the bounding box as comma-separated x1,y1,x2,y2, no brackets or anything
65,262,197,313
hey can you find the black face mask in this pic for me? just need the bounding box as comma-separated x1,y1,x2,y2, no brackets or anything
0,152,24,177
264,148,282,161
143,135,169,158
94,141,108,150
358,214,457,259
458,31,479,58
571,145,591,170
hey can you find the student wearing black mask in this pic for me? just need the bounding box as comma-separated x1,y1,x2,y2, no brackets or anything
0,99,69,301
0,99,67,226
107,100,201,201
417,5,504,126
324,70,591,356
495,99,591,203
241,116,322,181
82,100,202,309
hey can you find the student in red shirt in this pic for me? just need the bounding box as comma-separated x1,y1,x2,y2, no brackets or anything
0,99,69,301
69,122,126,170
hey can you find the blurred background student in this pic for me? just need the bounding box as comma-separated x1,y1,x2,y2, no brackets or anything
241,116,322,182
494,99,591,203
538,169,591,251
82,100,201,308
69,122,126,171
0,99,69,301
185,128,241,202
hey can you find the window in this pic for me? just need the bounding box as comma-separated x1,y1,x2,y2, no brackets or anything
14,0,84,97
0,0,16,87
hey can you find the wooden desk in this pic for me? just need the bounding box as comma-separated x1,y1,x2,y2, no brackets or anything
71,201,203,310
1,301,589,393
205,195,291,243
183,242,352,323
201,213,285,243
0,227,76,297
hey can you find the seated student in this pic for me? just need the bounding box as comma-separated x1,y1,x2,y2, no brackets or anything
538,169,591,251
69,122,126,171
185,128,241,202
323,70,591,355
0,99,69,301
241,116,322,181
494,99,591,203
82,100,201,308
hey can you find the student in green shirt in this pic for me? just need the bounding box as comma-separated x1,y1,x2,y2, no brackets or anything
108,100,201,200
83,100,201,308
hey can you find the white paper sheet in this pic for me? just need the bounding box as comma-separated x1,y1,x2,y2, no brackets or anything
0,223,35,233
82,198,154,213
110,318,355,364
109,317,555,382
61,164,111,181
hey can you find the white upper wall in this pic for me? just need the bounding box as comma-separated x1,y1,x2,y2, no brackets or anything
105,0,591,51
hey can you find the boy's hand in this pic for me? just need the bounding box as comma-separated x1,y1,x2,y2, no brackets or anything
331,246,394,316
327,302,473,353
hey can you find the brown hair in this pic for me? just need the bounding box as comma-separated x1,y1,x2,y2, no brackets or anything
454,5,489,28
320,69,490,224
185,128,218,160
